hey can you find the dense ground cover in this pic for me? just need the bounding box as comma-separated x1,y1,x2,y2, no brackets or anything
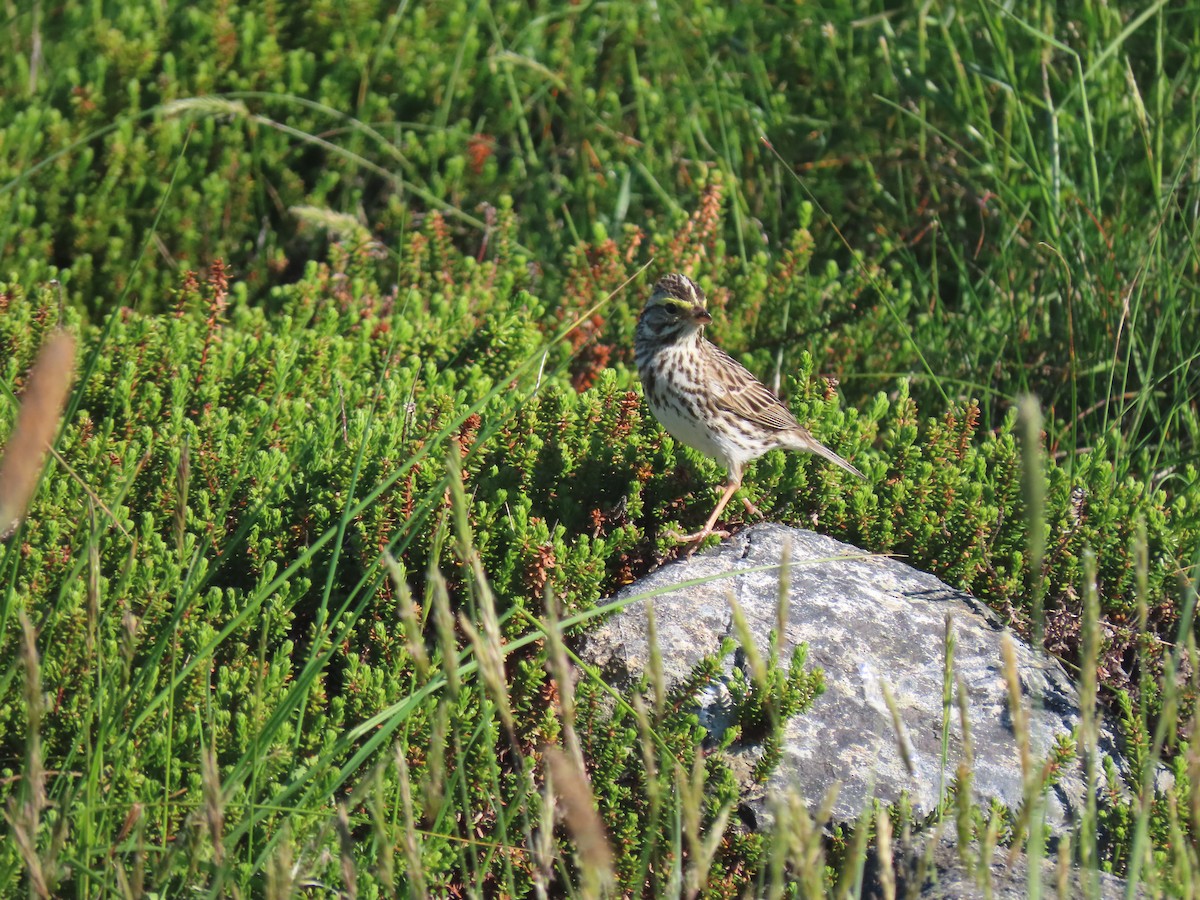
1,0,1197,895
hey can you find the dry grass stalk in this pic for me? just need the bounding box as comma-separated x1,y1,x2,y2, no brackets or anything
1078,549,1101,881
631,694,660,807
833,805,872,900
543,587,584,771
3,613,52,897
264,830,296,900
532,777,557,900
645,601,666,719
459,611,515,739
953,673,977,874
680,748,733,899
86,499,100,653
1057,835,1072,899
335,802,358,899
1000,634,1047,866
394,745,428,900
768,788,836,900
419,700,449,817
728,592,766,688
881,679,916,776
876,807,896,900
200,744,226,867
465,550,518,739
383,551,430,679
174,433,190,556
0,330,76,539
430,570,460,696
543,745,615,896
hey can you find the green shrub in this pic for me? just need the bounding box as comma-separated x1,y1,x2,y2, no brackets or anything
2,198,1197,892
3,0,1198,893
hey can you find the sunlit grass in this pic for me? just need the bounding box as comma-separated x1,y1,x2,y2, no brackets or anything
1,0,1197,896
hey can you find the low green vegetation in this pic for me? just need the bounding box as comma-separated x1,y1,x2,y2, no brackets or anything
1,0,1197,896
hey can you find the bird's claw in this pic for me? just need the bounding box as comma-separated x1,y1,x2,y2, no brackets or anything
665,526,730,544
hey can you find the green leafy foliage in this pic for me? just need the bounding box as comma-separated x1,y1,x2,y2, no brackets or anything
2,1,1196,478
2,0,1199,894
2,199,1197,893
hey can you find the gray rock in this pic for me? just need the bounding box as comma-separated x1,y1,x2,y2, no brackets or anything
580,523,1126,834
867,836,1135,899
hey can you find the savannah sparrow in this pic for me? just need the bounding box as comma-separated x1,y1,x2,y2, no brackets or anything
635,273,864,544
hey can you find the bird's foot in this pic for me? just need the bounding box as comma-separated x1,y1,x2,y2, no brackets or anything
665,525,730,543
665,480,741,552
667,525,729,561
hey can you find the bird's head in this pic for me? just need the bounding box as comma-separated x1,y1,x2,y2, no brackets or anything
639,274,712,340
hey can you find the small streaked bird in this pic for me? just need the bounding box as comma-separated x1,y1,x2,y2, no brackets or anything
635,273,864,544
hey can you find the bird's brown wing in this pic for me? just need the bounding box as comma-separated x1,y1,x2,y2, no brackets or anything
706,345,801,433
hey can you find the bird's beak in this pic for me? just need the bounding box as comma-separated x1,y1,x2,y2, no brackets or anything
692,307,712,325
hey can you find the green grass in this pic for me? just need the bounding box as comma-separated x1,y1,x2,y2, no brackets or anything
1,0,1198,896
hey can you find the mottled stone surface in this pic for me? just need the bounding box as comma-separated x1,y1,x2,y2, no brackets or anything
580,523,1125,833
866,837,1135,899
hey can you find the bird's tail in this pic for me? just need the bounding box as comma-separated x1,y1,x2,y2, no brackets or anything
796,432,866,480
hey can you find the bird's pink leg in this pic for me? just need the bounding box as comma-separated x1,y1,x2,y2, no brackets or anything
666,478,741,545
